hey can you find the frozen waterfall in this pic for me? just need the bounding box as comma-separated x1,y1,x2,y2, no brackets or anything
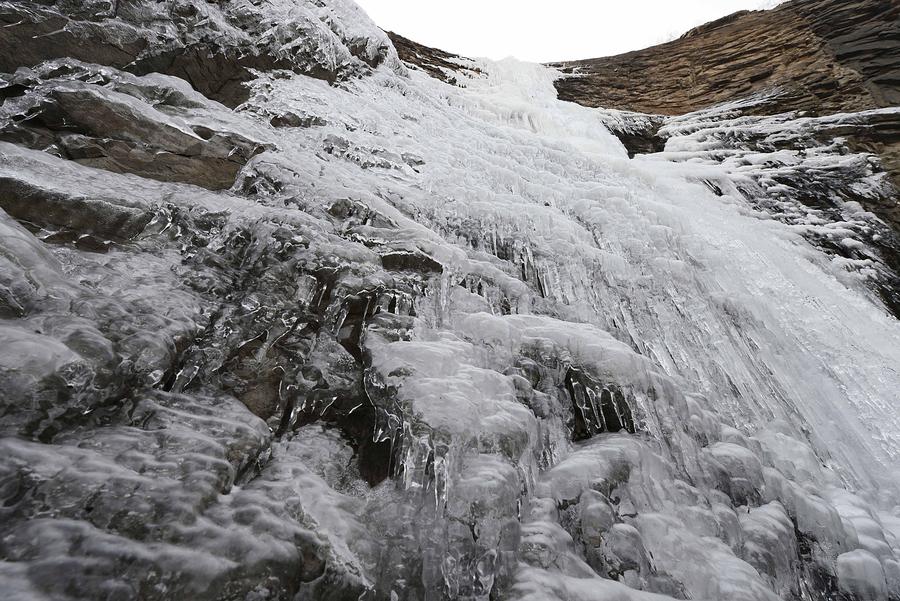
0,1,899,600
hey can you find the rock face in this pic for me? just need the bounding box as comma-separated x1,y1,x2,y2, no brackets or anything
387,31,482,85
0,0,400,107
547,0,900,317
551,0,900,186
0,61,270,190
1,2,900,601
552,0,900,117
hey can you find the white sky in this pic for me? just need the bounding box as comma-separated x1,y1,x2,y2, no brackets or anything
355,1,786,63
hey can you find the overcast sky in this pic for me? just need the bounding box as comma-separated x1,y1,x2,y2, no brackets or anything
355,1,787,63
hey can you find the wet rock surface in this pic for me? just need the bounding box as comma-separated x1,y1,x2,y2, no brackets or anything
1,1,900,601
0,0,401,107
643,101,900,318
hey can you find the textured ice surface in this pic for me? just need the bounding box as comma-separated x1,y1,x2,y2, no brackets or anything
1,1,899,600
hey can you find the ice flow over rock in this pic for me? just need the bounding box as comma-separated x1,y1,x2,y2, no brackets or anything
0,1,899,600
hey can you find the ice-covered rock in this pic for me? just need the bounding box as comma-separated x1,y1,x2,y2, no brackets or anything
0,0,402,107
838,550,890,601
0,0,899,600
0,60,270,189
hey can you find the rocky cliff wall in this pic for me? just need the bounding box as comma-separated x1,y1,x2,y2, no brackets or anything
551,0,900,226
552,0,900,117
1,2,900,601
395,2,900,319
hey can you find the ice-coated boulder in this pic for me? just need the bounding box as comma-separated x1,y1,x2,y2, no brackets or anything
838,549,889,601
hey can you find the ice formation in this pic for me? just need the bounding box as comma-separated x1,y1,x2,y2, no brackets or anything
0,1,899,600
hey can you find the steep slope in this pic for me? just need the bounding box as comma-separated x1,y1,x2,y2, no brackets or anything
551,0,900,234
397,3,900,318
0,0,399,107
552,0,900,117
0,2,899,601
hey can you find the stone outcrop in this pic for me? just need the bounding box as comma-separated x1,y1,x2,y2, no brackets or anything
387,31,482,85
550,0,900,207
392,0,900,191
0,0,401,107
551,0,900,117
0,61,269,190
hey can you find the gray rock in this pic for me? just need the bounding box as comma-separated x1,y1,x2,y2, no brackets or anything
0,64,270,189
0,0,402,108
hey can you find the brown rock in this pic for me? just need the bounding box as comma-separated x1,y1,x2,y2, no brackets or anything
551,0,900,117
387,31,482,84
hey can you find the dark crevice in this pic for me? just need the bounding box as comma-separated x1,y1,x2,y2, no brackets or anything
564,367,637,441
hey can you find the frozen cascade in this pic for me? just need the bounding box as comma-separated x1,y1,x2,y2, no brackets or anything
0,1,899,600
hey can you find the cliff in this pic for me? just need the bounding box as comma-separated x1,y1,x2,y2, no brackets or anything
550,1,900,227
1,2,900,601
394,3,900,317
552,0,900,117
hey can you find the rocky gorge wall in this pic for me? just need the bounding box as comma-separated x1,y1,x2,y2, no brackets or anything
552,0,900,233
1,2,900,601
552,0,900,117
